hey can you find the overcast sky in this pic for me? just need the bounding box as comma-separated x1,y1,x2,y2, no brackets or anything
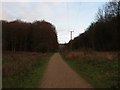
1,0,109,43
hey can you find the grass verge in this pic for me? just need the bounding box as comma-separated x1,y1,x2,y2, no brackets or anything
61,53,119,88
2,52,52,88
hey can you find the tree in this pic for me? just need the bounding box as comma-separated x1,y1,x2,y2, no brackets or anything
2,20,59,52
68,1,120,51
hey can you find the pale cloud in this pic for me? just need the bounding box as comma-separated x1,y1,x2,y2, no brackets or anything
2,9,14,20
2,2,53,21
1,2,106,43
0,2,2,20
1,0,110,2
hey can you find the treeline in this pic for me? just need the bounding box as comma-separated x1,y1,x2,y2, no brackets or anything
2,20,58,52
68,1,120,51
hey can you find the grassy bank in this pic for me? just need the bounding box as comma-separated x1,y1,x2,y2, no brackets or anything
61,52,119,88
2,52,52,88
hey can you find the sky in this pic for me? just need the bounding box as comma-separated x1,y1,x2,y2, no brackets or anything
0,0,110,43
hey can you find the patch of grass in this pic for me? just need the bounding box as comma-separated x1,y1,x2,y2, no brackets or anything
2,52,52,88
61,53,119,88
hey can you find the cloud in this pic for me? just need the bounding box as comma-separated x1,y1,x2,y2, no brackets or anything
1,2,106,43
2,2,70,22
0,2,2,20
1,2,72,43
1,0,110,2
2,2,51,21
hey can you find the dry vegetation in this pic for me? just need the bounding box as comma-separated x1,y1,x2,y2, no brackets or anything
3,52,43,76
62,51,119,88
65,51,118,60
2,51,51,88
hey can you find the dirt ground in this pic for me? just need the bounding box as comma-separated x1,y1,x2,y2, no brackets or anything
40,53,93,88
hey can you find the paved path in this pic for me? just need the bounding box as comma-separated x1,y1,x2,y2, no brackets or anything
40,53,93,88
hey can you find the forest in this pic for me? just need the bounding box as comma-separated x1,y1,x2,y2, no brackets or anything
67,1,120,51
2,20,58,52
2,1,120,52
